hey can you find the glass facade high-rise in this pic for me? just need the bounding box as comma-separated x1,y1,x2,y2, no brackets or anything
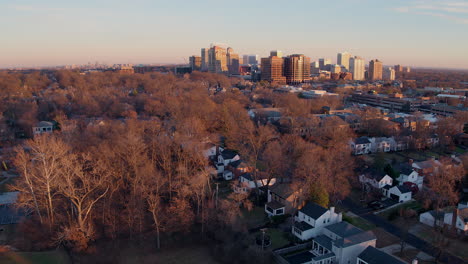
284,54,311,84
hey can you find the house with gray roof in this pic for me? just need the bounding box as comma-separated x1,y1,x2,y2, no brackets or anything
292,202,342,241
383,185,412,203
357,246,407,264
32,121,54,136
359,168,393,190
351,137,372,155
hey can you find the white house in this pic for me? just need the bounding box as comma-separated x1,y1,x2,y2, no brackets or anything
351,137,372,155
292,202,342,241
33,121,54,136
357,246,406,264
370,137,393,153
359,168,393,190
309,222,376,264
443,208,468,233
397,166,424,190
239,173,276,189
383,185,412,203
216,149,240,173
203,144,223,160
419,210,446,228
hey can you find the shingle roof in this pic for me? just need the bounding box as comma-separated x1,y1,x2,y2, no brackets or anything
36,121,53,127
325,221,362,238
399,164,414,176
294,221,314,231
221,149,238,159
299,202,328,219
358,246,406,264
396,185,412,194
356,137,371,144
269,184,295,199
266,200,285,210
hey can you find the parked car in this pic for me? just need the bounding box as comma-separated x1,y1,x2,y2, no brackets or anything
367,200,385,210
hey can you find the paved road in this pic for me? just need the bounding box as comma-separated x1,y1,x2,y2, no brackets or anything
342,198,467,264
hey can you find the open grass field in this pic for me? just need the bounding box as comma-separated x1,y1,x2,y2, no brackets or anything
0,250,70,264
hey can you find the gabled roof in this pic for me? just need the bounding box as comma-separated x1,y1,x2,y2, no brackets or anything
355,137,371,144
299,202,329,220
221,149,238,159
396,185,412,194
269,183,295,199
358,246,406,264
399,164,415,176
361,167,389,182
35,121,54,127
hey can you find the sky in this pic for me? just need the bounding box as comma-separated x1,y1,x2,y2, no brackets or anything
1,0,468,69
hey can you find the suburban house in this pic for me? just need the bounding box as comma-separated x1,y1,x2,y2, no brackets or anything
357,246,407,264
238,173,276,190
216,149,240,173
292,202,342,241
443,208,468,233
397,165,424,190
264,183,303,217
306,222,376,264
390,117,416,131
32,121,54,136
351,137,372,155
359,168,393,190
419,210,448,228
370,137,394,153
203,144,222,160
383,185,412,203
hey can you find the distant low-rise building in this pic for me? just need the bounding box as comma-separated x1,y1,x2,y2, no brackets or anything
33,121,54,136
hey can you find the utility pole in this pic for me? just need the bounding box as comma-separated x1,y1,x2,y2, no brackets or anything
215,182,219,208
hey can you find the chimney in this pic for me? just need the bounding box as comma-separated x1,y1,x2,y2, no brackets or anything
412,258,418,264
330,207,335,214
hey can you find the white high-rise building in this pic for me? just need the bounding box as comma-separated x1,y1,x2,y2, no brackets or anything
337,52,351,70
383,67,396,81
349,56,365,81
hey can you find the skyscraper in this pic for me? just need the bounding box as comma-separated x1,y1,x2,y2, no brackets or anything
383,67,395,81
284,54,311,84
243,55,259,65
260,56,286,84
337,52,351,70
208,45,228,73
318,58,331,71
189,56,201,71
368,59,383,81
201,48,209,71
349,56,365,81
270,50,283,58
227,47,240,75
394,64,403,72
330,64,342,74
404,66,411,73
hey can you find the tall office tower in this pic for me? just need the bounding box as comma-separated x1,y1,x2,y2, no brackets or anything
284,54,311,84
383,67,395,81
201,48,209,71
404,66,411,73
368,59,383,81
311,61,320,74
270,50,283,58
318,58,331,70
349,56,365,80
394,64,403,72
330,64,342,74
208,45,228,73
189,56,202,71
249,55,259,65
260,56,286,84
337,52,351,70
242,55,250,65
227,47,240,75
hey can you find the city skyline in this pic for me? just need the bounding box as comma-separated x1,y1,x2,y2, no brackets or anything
1,0,468,69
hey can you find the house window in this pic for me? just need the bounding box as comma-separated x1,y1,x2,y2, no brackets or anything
276,208,284,215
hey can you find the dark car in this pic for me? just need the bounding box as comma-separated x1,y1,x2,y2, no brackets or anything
367,200,385,210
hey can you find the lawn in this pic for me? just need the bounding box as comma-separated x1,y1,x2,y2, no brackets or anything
241,206,268,228
344,215,376,231
412,225,468,261
265,229,290,249
0,250,70,264
378,201,422,220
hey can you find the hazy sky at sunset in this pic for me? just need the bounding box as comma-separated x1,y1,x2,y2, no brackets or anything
1,0,468,69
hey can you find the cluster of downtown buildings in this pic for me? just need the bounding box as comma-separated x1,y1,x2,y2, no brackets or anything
189,44,411,85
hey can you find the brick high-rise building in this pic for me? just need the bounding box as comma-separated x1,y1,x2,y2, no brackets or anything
260,56,286,84
284,54,311,84
369,59,383,81
189,56,201,71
